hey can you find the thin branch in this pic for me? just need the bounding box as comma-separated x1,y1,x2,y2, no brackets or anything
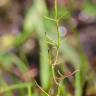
35,81,50,96
52,65,59,85
44,16,57,22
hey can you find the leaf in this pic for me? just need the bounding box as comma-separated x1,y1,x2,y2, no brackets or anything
0,52,28,73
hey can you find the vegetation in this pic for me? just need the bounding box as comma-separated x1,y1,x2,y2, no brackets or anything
0,0,96,96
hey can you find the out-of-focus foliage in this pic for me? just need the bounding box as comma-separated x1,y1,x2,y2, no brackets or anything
0,0,96,96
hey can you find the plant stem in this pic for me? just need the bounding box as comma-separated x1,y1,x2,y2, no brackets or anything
55,0,58,19
28,85,32,96
51,0,61,85
35,81,50,96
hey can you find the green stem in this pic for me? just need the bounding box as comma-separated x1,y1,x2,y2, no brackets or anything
51,0,61,85
56,20,60,48
28,85,32,96
44,16,57,22
55,0,58,19
75,72,82,96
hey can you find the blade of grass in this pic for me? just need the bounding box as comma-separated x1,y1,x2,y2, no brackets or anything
0,52,28,73
75,71,82,96
0,82,33,93
28,85,32,96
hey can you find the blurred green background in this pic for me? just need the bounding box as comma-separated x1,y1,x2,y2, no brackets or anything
0,0,96,96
